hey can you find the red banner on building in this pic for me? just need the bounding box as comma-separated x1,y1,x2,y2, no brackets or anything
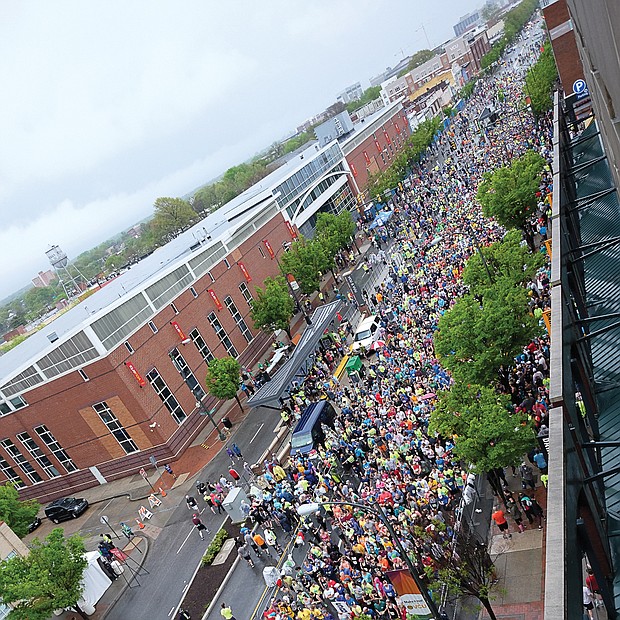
238,262,252,282
125,361,146,387
263,239,275,259
170,320,186,341
395,122,401,134
374,139,382,153
350,163,358,177
383,130,392,145
285,221,298,239
363,150,370,165
208,289,223,310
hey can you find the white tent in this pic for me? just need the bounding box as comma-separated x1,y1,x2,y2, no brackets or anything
75,552,113,615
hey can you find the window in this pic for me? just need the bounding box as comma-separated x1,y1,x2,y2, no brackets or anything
190,286,198,299
0,402,10,415
92,402,139,454
78,369,89,382
258,246,266,258
125,341,134,354
16,432,60,478
224,297,253,343
189,329,215,364
0,455,23,488
207,312,238,357
9,396,27,410
239,282,253,305
170,302,179,315
169,348,206,401
207,271,215,282
34,425,77,473
223,258,230,269
0,439,42,484
146,369,187,424
148,321,158,334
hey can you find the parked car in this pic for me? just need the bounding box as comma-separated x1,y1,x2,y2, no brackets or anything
44,497,89,524
28,517,42,533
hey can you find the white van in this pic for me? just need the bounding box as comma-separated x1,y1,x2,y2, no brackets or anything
351,315,381,355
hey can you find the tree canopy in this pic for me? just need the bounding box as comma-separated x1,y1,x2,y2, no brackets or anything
430,383,536,473
0,484,40,539
250,276,296,338
279,236,332,295
0,528,88,620
525,44,558,116
476,149,546,249
315,211,356,256
205,357,242,408
462,229,544,296
434,282,539,386
152,197,197,241
346,86,381,114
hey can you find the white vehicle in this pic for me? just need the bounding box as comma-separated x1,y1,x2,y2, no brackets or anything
351,315,381,354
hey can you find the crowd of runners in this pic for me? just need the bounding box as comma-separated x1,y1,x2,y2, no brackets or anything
208,23,554,620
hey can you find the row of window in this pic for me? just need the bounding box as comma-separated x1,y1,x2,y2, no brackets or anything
0,425,76,488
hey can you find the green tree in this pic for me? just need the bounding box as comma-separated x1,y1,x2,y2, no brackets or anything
525,44,558,116
430,383,535,473
279,237,331,295
0,484,40,539
476,149,546,250
462,229,544,296
152,197,197,241
316,211,356,251
434,283,539,386
205,356,243,409
0,528,88,619
398,49,435,77
346,85,381,114
104,254,125,272
250,276,296,339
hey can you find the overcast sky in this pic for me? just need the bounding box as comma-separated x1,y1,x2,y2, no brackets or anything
0,0,480,300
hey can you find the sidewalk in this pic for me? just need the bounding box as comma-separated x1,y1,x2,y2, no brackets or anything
479,478,548,620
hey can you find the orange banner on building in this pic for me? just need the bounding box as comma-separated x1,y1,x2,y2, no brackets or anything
125,361,146,387
208,289,223,310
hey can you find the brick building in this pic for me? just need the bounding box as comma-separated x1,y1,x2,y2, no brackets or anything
340,102,411,193
0,137,360,502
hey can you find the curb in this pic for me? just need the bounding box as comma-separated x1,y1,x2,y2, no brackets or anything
100,534,150,619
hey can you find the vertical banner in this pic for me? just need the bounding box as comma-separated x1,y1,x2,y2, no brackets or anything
363,151,371,165
170,320,186,341
263,239,275,259
125,361,146,387
383,129,392,145
374,138,382,153
285,221,298,239
395,122,401,134
386,569,432,618
350,163,358,177
208,289,223,310
238,262,252,282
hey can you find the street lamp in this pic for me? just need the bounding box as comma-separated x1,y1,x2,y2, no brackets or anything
297,500,443,620
195,400,226,441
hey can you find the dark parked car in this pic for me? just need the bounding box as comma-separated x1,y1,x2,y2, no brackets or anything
28,517,42,533
44,497,89,524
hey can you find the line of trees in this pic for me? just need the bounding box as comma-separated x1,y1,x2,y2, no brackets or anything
429,152,548,475
525,44,558,116
480,0,539,71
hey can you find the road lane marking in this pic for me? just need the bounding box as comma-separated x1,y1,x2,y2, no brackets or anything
249,423,264,444
176,528,195,554
168,607,175,617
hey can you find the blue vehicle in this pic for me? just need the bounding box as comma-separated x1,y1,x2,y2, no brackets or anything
290,401,336,455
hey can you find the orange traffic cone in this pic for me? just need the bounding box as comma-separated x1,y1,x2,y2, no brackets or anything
159,487,167,497
136,519,145,530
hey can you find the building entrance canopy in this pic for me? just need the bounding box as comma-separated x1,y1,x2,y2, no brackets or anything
246,300,343,409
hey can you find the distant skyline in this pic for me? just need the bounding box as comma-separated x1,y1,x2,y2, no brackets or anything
0,0,481,300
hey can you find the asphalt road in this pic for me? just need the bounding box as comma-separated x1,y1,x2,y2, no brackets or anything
105,405,283,620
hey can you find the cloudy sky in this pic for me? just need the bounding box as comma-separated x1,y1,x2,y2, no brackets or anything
0,0,480,299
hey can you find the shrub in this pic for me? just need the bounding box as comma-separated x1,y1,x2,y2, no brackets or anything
201,528,229,566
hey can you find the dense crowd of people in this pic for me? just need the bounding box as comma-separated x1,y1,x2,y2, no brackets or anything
203,25,556,620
